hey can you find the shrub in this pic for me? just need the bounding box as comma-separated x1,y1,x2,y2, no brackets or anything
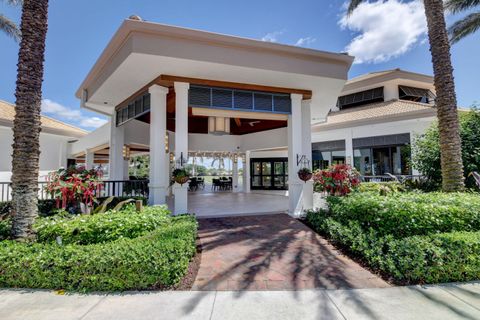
356,181,405,194
306,210,480,284
35,205,171,245
326,192,480,238
412,108,480,189
46,166,103,211
0,215,197,291
313,164,360,196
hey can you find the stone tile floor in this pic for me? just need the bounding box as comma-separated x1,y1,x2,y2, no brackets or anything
192,214,390,291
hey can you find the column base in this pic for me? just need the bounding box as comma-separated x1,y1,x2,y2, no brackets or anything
173,184,188,215
288,182,304,217
148,185,168,205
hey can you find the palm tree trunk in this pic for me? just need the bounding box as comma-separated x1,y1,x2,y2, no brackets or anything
423,0,465,192
11,0,49,239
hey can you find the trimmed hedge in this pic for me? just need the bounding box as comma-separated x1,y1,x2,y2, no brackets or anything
327,192,480,237
35,205,171,245
0,215,197,291
306,209,480,284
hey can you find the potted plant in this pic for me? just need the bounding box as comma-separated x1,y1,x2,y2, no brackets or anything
172,168,190,185
297,167,313,182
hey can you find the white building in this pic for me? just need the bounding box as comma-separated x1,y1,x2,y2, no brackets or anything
0,100,87,182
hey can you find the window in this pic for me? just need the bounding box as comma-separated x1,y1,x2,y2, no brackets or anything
312,150,345,171
189,85,291,114
115,92,151,126
337,87,384,109
399,85,436,104
354,145,411,176
250,158,288,190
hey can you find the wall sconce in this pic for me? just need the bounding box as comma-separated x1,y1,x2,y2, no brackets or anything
165,134,169,153
169,152,174,163
233,153,238,164
122,145,130,160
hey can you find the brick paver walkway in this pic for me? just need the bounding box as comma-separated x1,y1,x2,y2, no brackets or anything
192,214,390,291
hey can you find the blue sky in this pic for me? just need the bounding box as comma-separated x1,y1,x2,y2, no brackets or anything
0,0,478,131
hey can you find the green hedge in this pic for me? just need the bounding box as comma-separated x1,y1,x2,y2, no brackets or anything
0,215,197,291
35,205,171,245
327,192,480,238
306,210,480,284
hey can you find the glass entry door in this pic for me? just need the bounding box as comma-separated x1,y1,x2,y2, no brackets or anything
251,158,288,190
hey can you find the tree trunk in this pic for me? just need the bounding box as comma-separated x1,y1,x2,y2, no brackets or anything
11,0,49,239
423,0,465,192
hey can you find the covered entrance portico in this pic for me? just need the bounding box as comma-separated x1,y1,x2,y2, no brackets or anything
76,19,353,217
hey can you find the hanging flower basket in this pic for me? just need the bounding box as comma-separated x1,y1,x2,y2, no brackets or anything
173,168,190,185
297,168,312,183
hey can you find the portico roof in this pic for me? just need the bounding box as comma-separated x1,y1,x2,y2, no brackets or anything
76,18,353,122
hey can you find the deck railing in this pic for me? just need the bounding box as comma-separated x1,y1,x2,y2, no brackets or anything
0,180,149,202
360,175,424,183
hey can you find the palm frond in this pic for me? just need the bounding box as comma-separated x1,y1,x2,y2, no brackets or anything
449,12,480,43
347,0,368,15
1,0,23,6
0,14,21,42
445,0,480,14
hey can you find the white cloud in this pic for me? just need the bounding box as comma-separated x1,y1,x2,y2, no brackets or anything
339,0,427,64
79,117,108,128
41,99,107,129
261,31,283,42
294,37,316,47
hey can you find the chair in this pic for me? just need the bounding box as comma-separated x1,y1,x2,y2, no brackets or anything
188,177,198,191
212,178,221,191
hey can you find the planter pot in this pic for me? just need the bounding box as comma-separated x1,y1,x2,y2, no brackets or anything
298,172,312,182
174,176,189,185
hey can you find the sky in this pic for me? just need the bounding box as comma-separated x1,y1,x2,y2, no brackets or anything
0,0,479,131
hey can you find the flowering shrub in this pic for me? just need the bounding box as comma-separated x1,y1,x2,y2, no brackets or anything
312,164,360,196
46,166,103,211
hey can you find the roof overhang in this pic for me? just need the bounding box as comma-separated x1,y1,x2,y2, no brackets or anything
76,19,354,121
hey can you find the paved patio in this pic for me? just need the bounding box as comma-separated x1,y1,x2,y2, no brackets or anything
168,191,289,218
192,214,389,291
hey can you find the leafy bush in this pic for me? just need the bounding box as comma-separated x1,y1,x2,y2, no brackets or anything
0,215,197,291
412,108,480,189
327,192,480,238
356,181,405,194
306,210,480,284
35,205,171,245
313,164,360,195
46,166,103,211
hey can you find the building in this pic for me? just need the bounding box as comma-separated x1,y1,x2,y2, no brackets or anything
247,69,437,184
0,100,87,182
72,18,354,216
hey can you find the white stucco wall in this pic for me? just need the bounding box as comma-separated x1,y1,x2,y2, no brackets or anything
0,126,72,182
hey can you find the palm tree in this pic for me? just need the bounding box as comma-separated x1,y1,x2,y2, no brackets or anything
0,0,22,42
10,0,49,239
347,0,465,192
445,0,480,43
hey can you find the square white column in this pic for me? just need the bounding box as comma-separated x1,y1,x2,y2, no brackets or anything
232,156,239,192
288,93,304,216
109,113,126,180
345,129,354,166
85,150,94,170
245,151,251,193
301,100,313,211
174,82,189,214
148,85,169,205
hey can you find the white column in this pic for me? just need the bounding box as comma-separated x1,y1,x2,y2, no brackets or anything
301,100,313,211
410,131,420,175
288,93,303,216
232,157,239,192
345,129,354,167
174,82,189,214
245,151,251,193
148,85,169,205
241,154,246,192
85,150,94,170
384,82,398,101
109,114,126,180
